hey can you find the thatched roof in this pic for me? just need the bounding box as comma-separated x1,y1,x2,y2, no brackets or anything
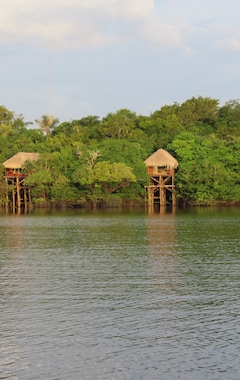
3,152,39,169
144,149,178,169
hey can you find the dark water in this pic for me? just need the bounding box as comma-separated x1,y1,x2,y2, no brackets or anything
0,207,240,380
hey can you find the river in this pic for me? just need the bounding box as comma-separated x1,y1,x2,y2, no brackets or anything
0,207,240,379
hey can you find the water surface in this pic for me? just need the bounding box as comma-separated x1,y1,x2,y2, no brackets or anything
0,208,240,379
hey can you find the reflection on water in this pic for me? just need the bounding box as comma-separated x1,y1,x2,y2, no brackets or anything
146,210,178,295
0,208,240,379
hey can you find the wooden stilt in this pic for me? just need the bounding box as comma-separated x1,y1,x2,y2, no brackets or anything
5,178,9,208
12,183,15,210
24,186,27,207
160,175,166,206
28,188,32,207
145,170,177,209
5,176,31,211
16,177,21,208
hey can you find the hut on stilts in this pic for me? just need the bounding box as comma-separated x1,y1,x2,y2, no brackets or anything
2,152,39,210
144,149,179,207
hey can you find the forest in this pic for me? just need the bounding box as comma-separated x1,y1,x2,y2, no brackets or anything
0,96,240,208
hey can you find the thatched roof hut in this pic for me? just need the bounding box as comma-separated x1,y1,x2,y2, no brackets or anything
145,149,178,206
145,149,178,170
3,152,39,169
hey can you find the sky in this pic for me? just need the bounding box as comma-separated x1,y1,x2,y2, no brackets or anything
1,0,240,124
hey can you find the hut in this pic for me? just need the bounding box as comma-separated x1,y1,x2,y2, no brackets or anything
144,149,178,207
3,152,39,209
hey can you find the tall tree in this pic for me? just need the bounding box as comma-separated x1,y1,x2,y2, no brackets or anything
100,109,137,139
178,96,219,127
35,115,59,139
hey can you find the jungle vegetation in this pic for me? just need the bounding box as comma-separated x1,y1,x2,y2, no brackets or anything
0,96,240,208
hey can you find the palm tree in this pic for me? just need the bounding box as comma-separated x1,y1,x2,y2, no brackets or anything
35,115,59,139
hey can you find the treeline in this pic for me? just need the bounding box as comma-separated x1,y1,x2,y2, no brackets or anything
1,96,240,207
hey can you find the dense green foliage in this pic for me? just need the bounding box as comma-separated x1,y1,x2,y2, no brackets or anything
1,97,240,207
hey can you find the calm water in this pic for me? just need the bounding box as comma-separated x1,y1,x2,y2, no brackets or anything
0,207,240,380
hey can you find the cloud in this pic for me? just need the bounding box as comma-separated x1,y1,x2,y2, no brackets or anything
0,0,183,50
139,19,183,49
60,0,155,20
2,0,237,54
216,37,240,51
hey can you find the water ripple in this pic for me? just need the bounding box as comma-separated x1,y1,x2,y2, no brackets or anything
0,209,240,379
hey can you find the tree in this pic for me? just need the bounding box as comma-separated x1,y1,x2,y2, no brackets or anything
98,138,149,186
100,109,137,139
169,132,240,205
35,115,59,139
150,103,184,147
24,153,55,204
73,160,136,207
0,105,14,125
217,100,240,139
178,96,219,127
50,174,78,205
53,116,100,142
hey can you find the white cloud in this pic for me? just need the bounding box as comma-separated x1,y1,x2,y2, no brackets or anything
0,0,182,50
140,19,182,49
216,37,240,51
63,0,155,20
100,0,154,20
183,46,196,56
1,0,239,53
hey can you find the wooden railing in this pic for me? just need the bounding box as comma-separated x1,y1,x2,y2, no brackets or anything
4,170,28,178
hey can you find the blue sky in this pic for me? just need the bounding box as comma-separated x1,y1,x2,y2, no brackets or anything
1,0,240,124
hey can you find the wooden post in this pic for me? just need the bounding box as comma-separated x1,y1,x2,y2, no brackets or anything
16,176,21,208
24,186,27,208
147,186,153,207
5,178,9,208
28,187,32,207
172,173,176,206
12,181,15,210
172,192,176,206
160,175,166,206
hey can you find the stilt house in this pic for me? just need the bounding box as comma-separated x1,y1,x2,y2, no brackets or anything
3,152,39,209
144,149,178,207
